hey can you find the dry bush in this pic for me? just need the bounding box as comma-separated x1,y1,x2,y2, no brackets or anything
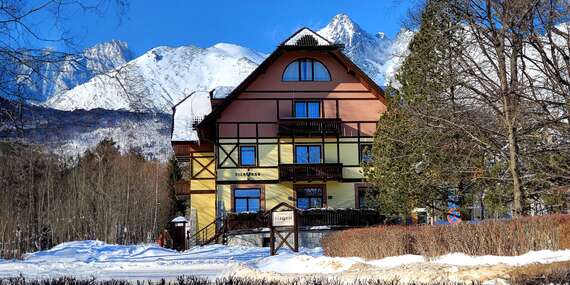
510,261,570,285
322,215,570,259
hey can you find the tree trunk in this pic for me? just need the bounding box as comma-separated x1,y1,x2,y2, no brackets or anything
506,120,523,215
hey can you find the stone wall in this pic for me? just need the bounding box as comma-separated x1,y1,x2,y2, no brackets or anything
226,228,337,248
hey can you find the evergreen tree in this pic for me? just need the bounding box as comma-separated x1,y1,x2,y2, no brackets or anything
366,0,490,219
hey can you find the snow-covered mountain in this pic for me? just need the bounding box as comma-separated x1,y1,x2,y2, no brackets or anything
44,14,412,113
318,13,412,85
45,43,265,112
16,40,133,102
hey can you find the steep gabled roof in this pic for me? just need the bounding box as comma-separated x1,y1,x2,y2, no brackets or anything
196,27,385,140
280,27,334,47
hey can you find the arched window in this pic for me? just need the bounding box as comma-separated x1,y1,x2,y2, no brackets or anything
282,58,331,81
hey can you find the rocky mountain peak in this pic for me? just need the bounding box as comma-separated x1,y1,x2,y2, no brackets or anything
318,13,368,46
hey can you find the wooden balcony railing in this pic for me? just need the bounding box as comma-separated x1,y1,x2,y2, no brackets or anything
278,118,341,136
174,181,190,197
224,209,382,233
279,163,343,182
299,209,381,227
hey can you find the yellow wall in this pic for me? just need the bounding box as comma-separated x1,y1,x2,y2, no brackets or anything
259,144,278,166
217,181,355,212
189,152,217,233
265,183,294,209
326,182,356,208
190,193,216,237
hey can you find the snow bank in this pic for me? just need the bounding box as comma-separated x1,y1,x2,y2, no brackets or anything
434,250,570,267
367,254,426,268
3,240,570,281
252,248,361,274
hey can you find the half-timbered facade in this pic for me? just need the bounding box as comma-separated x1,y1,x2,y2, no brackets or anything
172,28,387,237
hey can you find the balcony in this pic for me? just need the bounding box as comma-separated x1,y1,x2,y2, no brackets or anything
279,163,343,182
278,118,341,136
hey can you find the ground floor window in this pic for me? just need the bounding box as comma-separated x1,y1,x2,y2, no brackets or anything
296,186,324,209
233,188,261,213
356,186,377,209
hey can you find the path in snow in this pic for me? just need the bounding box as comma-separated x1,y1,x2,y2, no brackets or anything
1,240,570,282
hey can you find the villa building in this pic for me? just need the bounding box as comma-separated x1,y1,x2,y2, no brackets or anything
171,28,387,240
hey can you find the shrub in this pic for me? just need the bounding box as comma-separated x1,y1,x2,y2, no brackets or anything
322,215,570,259
510,261,570,285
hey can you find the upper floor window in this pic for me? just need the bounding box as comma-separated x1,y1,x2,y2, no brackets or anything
283,58,331,81
239,145,256,166
295,101,320,118
295,145,321,164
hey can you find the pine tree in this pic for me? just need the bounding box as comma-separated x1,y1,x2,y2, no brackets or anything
366,0,488,219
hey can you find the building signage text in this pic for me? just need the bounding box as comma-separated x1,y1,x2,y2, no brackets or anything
272,211,295,227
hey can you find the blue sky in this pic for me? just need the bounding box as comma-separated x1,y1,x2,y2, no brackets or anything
43,0,417,56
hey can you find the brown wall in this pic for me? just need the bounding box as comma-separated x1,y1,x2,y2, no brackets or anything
216,50,386,138
172,141,214,156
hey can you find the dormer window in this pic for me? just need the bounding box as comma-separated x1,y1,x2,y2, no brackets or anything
282,58,331,81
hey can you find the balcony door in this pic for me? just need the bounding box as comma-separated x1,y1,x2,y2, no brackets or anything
295,185,325,209
295,145,321,164
294,101,320,118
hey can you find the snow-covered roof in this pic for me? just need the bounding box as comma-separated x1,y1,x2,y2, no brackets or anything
282,28,333,47
171,91,212,142
171,216,188,223
212,86,234,99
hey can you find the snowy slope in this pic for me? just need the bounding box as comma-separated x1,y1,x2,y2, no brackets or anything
2,240,570,281
14,40,133,103
0,99,172,160
45,44,265,112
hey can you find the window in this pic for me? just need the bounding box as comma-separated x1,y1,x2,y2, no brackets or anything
233,188,261,213
296,187,323,209
295,145,321,164
240,146,256,166
282,58,331,81
294,101,320,118
360,144,373,163
356,186,377,209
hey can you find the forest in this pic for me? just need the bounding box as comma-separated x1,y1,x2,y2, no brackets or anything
0,139,174,258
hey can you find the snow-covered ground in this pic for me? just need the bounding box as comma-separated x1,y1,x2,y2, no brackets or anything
1,240,570,282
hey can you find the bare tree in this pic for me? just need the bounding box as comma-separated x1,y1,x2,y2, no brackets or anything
375,0,570,217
